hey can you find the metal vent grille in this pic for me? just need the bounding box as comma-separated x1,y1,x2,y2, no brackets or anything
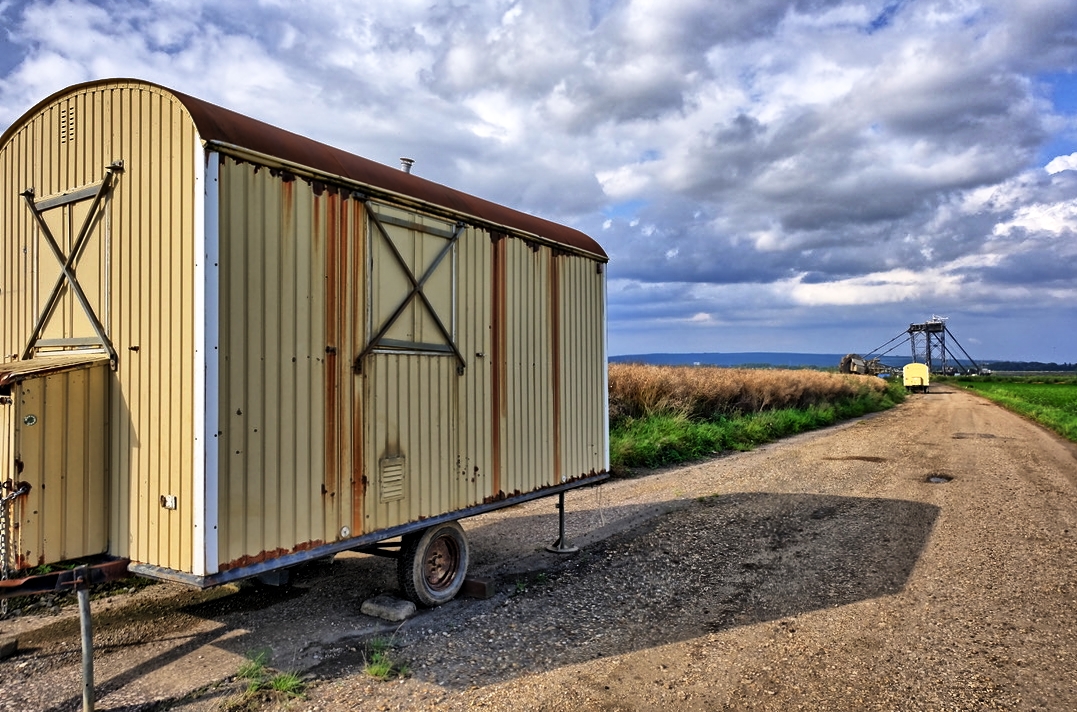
60,107,75,144
379,455,406,502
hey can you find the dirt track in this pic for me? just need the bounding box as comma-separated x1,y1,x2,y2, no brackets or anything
1,384,1076,711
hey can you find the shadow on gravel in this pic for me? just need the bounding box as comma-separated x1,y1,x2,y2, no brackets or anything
298,491,942,691
34,626,234,712
23,492,936,708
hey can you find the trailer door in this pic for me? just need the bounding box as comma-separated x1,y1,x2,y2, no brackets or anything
358,204,463,533
0,356,110,572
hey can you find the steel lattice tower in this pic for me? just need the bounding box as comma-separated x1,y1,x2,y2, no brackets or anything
908,317,948,374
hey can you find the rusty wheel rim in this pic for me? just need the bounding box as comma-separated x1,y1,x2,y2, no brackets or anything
424,535,461,591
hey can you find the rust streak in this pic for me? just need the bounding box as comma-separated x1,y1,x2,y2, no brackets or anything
352,199,366,536
311,191,321,252
324,191,340,498
219,540,326,572
281,178,294,234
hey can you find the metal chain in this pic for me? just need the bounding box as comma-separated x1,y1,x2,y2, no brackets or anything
0,483,30,616
0,490,7,619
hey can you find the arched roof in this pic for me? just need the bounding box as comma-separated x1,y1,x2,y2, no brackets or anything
2,79,606,259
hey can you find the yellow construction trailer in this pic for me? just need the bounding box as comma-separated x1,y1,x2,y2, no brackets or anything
1,79,609,605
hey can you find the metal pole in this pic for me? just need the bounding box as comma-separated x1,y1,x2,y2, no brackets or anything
77,566,95,712
545,491,579,554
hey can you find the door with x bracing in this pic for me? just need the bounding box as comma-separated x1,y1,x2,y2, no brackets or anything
20,165,120,362
359,203,465,531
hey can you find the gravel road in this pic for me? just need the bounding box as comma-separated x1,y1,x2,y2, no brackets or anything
1,384,1075,711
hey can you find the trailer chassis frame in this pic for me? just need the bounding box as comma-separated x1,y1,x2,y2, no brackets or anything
130,472,609,588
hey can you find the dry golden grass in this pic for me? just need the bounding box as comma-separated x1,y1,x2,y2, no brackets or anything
609,363,888,425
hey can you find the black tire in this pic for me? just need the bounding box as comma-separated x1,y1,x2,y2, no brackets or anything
397,521,469,607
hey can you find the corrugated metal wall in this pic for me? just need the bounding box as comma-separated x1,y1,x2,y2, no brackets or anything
495,238,556,496
0,82,198,573
364,354,460,528
556,255,608,477
215,156,362,570
360,222,607,534
455,225,494,508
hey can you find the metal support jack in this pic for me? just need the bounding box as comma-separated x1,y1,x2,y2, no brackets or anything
0,561,132,711
545,491,579,554
69,566,95,712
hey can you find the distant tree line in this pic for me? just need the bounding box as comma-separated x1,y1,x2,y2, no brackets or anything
984,361,1076,372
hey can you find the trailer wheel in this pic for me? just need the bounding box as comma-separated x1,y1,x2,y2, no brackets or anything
398,521,469,607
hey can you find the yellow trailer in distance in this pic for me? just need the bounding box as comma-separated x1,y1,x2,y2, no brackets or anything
903,363,930,393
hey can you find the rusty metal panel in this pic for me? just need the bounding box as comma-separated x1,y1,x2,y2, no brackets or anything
363,352,459,531
214,156,362,572
556,255,609,478
455,225,493,507
0,81,199,574
494,239,556,497
486,239,607,502
9,362,109,569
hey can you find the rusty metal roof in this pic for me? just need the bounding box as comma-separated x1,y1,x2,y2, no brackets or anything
174,90,606,259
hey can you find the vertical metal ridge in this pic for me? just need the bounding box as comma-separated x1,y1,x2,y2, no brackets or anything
350,198,366,536
324,191,341,502
490,233,505,496
550,252,562,484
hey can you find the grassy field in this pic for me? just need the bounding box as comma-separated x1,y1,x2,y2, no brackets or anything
948,376,1077,442
609,364,903,470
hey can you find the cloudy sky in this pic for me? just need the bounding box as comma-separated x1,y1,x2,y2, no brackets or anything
2,0,1075,362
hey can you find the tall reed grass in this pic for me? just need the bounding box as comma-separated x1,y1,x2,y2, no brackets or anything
608,364,900,470
609,363,889,427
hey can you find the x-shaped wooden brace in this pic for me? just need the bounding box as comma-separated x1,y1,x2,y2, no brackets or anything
19,161,123,366
356,206,466,375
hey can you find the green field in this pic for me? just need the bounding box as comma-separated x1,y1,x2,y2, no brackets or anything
952,378,1077,442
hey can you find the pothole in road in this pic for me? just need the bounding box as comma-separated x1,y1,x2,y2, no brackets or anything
925,473,953,484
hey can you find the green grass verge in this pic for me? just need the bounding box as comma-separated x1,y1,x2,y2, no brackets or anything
363,637,410,680
610,380,904,470
949,378,1077,442
221,650,305,711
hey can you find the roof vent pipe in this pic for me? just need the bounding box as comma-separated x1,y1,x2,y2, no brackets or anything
399,157,414,174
